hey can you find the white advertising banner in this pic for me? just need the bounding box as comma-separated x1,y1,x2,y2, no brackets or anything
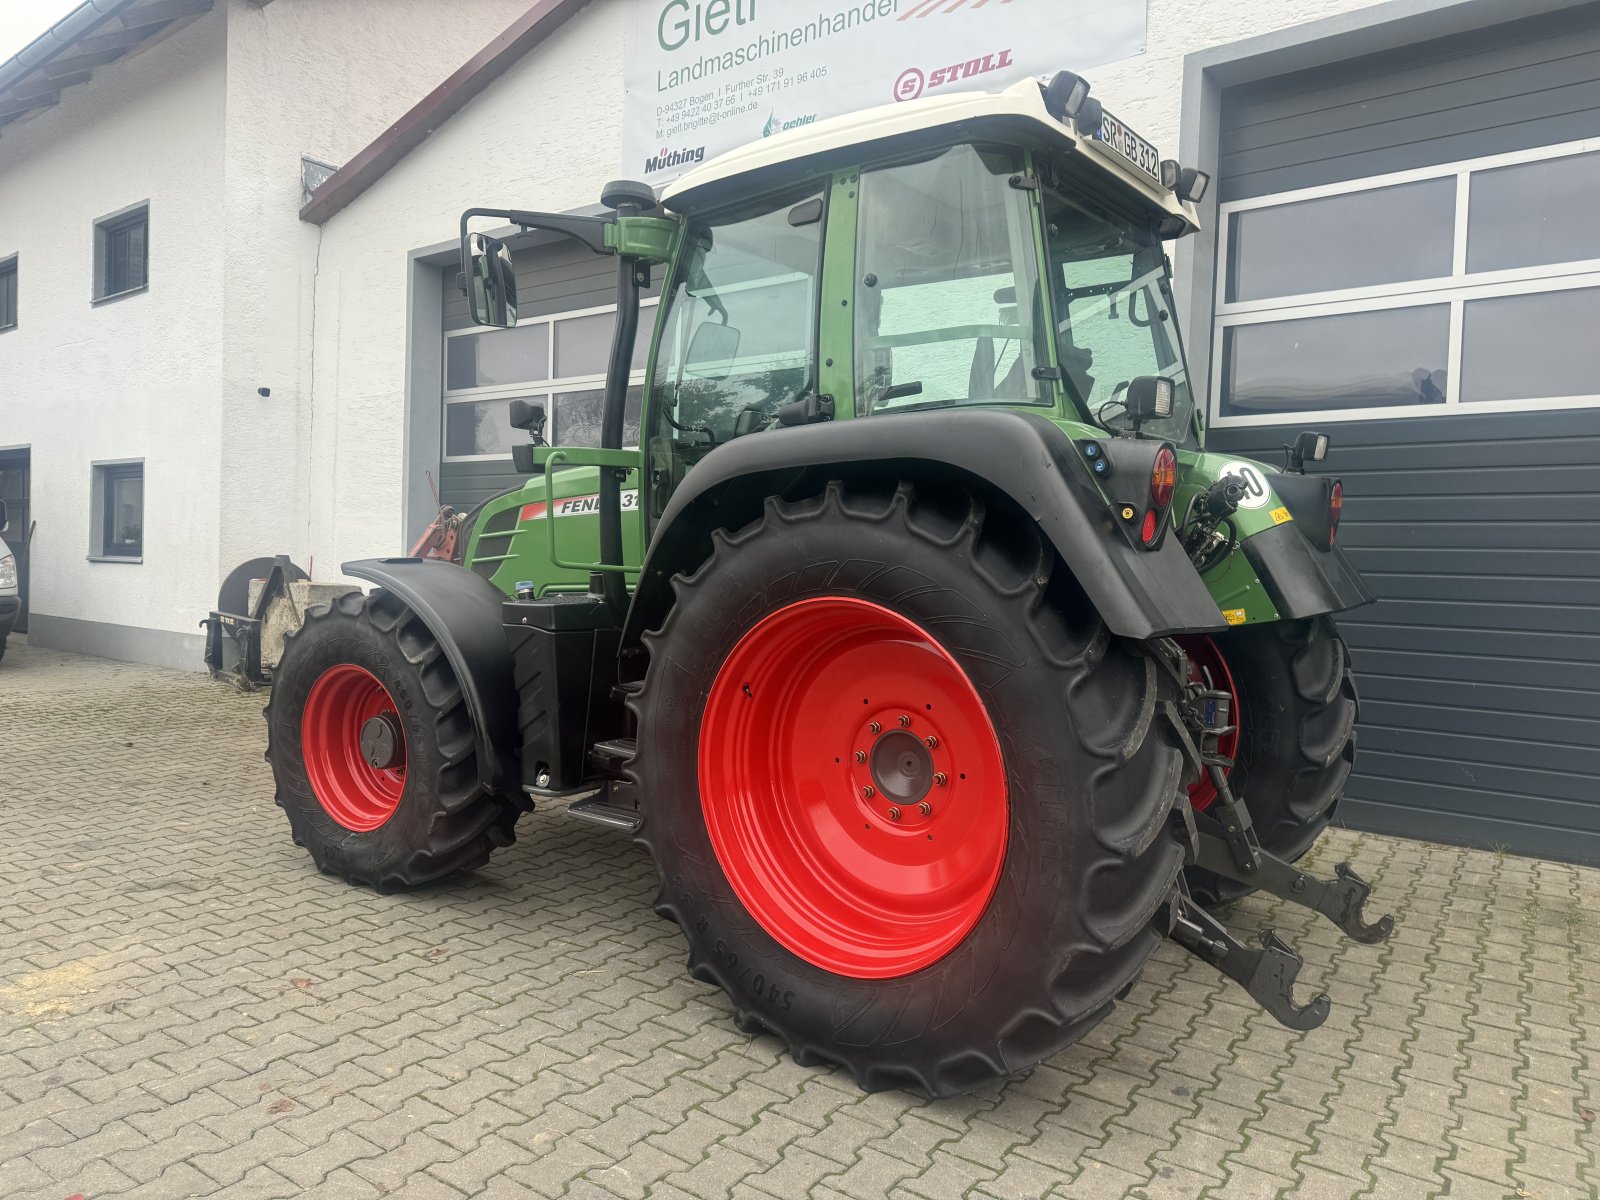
622,0,1148,185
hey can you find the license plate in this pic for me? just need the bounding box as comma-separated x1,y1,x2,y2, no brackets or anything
1096,110,1160,182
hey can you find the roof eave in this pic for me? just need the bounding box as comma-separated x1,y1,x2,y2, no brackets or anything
298,0,590,226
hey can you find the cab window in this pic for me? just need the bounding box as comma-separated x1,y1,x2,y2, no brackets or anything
854,144,1049,413
1044,183,1198,445
649,188,823,461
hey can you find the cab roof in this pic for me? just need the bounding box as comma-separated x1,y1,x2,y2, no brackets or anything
661,76,1199,234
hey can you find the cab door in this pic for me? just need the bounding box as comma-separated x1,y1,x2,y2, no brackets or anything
641,184,830,530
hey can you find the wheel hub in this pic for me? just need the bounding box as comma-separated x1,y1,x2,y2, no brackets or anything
869,728,932,802
360,712,404,770
856,718,948,827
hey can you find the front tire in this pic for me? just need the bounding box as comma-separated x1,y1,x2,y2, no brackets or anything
631,482,1188,1095
265,590,520,890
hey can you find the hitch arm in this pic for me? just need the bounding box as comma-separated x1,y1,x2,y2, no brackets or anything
1164,895,1331,1031
1192,826,1394,945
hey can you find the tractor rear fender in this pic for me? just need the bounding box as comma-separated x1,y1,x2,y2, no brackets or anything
623,408,1228,647
342,558,519,793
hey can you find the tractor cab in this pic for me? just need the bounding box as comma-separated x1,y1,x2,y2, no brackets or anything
655,73,1205,454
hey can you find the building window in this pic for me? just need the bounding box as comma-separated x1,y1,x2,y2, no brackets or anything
91,462,143,560
1212,140,1600,426
441,300,657,461
0,256,16,331
94,205,148,302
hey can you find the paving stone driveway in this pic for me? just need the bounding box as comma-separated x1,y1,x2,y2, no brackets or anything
1,638,1596,1200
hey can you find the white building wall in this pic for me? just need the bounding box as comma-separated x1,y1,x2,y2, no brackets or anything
217,0,530,581
0,0,529,668
305,0,1396,577
0,11,227,660
308,0,625,573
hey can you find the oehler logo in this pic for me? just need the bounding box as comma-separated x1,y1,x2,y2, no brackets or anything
646,145,707,173
763,111,817,137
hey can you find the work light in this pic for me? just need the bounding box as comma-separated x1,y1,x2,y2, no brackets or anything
1176,167,1211,203
1044,71,1091,121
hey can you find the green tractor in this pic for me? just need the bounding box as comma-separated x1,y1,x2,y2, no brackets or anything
266,72,1391,1096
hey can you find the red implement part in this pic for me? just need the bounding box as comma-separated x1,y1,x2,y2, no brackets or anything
1177,635,1241,812
699,597,1008,979
301,664,407,832
408,516,460,562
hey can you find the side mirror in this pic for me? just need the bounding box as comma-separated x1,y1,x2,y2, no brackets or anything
0,498,7,533
685,321,741,380
1124,375,1175,430
465,232,518,328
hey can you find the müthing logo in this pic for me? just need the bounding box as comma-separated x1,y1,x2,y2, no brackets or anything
893,48,1015,101
645,145,706,172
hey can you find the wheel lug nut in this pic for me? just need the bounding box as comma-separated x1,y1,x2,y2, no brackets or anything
923,735,938,749
854,750,867,763
933,772,948,787
862,785,875,799
869,721,881,734
918,802,932,817
888,807,902,821
898,714,912,727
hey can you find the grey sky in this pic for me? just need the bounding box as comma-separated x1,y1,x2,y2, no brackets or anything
0,0,86,62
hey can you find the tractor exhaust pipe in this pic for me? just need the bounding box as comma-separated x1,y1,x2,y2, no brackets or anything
596,254,639,619
596,182,655,621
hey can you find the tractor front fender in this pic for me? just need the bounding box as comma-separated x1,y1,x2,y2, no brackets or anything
1239,524,1375,619
623,409,1228,647
343,558,519,794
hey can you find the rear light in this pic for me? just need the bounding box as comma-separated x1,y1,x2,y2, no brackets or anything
1150,446,1177,510
1140,510,1159,545
1328,480,1344,547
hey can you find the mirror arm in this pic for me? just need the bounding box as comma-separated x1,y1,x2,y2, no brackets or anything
457,208,616,284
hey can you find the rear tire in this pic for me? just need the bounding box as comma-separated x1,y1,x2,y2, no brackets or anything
631,482,1188,1096
265,590,520,890
1183,616,1358,907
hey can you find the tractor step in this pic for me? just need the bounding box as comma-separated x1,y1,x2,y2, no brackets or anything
588,738,636,780
1164,892,1330,1031
568,781,641,832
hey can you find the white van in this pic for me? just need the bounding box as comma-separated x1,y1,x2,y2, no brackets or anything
0,500,19,662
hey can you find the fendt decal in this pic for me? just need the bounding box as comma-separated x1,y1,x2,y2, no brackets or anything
520,491,641,522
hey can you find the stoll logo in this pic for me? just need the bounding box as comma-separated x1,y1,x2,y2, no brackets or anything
762,110,818,138
645,145,706,173
893,48,1015,102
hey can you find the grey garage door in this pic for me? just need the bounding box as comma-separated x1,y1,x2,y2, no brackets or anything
1207,5,1600,863
438,238,657,514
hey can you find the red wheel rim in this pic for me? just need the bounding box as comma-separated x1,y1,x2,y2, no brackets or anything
699,597,1009,979
301,664,407,832
1177,636,1240,812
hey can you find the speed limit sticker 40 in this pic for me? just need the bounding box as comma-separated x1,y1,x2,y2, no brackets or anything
1219,462,1272,510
